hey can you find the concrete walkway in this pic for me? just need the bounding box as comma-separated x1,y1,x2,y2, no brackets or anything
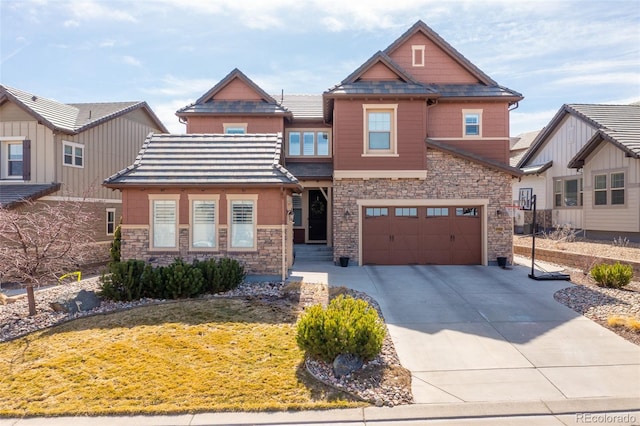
2,260,639,425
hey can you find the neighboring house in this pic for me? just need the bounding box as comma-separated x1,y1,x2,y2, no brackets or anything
105,20,523,277
515,103,640,242
509,130,541,232
0,85,168,243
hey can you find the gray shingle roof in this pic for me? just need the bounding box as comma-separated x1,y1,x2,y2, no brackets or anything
519,103,640,168
428,84,522,99
176,100,289,116
283,162,333,179
0,85,168,134
0,183,61,208
327,81,438,96
104,133,301,188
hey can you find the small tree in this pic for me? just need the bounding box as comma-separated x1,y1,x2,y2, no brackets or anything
0,199,99,316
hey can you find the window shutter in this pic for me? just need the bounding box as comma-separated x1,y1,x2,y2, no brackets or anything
22,140,31,181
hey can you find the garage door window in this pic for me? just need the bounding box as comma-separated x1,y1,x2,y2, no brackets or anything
365,207,388,217
427,207,448,217
456,207,478,216
395,207,417,217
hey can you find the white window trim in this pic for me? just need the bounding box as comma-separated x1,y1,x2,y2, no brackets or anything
553,176,583,208
412,45,425,67
62,140,85,168
593,171,626,208
226,194,258,251
223,123,248,134
362,104,398,157
285,129,332,157
462,109,483,138
188,194,220,251
1,138,25,180
106,208,116,236
148,194,180,251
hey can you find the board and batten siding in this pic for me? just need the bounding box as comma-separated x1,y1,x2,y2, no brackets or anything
0,120,57,183
582,142,640,233
59,113,162,200
527,114,598,228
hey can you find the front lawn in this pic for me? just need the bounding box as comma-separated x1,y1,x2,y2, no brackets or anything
0,298,361,416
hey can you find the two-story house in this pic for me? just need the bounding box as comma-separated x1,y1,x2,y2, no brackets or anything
104,20,523,278
0,85,168,245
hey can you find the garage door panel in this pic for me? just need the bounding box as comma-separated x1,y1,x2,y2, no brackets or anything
421,216,451,264
392,211,420,264
362,208,391,265
452,208,482,265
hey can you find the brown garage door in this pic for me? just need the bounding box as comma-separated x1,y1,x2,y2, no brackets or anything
362,206,481,265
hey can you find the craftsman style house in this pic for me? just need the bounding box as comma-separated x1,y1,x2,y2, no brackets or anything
105,20,523,277
0,85,167,243
514,103,640,242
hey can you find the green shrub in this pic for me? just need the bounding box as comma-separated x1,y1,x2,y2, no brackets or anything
99,259,146,301
162,258,203,299
109,223,122,265
99,257,245,301
590,262,633,288
296,295,386,362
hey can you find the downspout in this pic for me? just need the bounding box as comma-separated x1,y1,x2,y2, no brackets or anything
509,102,519,111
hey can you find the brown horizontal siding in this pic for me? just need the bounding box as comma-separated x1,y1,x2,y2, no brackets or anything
186,116,284,134
388,32,479,84
213,78,263,101
428,102,509,139
333,99,426,171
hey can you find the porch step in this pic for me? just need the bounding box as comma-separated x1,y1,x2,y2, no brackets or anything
294,244,333,262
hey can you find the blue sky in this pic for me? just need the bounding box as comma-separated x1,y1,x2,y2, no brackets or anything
1,0,639,136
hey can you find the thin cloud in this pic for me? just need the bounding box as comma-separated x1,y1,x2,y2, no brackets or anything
141,75,217,97
553,72,640,87
121,56,142,67
63,19,80,27
66,0,137,23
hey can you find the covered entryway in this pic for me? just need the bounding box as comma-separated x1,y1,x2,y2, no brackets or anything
362,206,481,265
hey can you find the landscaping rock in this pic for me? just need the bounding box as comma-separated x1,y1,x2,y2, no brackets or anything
50,290,101,314
333,353,363,378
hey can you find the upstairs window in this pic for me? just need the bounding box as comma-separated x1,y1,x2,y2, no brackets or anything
7,142,23,177
63,141,84,168
287,130,330,156
462,110,482,137
363,104,398,156
224,123,247,134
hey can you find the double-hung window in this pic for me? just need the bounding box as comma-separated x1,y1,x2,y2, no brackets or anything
189,195,218,249
149,195,179,249
63,141,84,168
106,208,116,235
228,195,257,250
287,130,330,156
462,109,482,137
1,139,24,179
594,172,625,206
363,104,398,155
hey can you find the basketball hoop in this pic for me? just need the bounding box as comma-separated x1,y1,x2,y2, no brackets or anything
519,188,533,211
505,205,520,219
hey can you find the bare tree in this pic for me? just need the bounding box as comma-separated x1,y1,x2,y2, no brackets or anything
0,199,100,316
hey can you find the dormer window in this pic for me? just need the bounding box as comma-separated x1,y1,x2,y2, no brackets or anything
412,45,425,67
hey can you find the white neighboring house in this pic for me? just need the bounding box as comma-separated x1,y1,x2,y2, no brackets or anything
514,103,640,242
509,130,541,231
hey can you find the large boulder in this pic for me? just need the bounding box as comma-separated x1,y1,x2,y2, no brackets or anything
50,290,101,314
332,353,364,378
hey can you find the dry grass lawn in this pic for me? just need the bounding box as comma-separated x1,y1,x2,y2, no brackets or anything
0,298,362,416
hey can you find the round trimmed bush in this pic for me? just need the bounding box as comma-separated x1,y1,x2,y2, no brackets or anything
296,294,386,362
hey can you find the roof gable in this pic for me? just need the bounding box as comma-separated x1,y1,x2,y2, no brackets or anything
0,85,167,134
384,20,496,86
339,51,417,85
195,68,278,104
518,104,640,168
177,69,291,118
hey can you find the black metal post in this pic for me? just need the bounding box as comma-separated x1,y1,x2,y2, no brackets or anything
529,194,537,279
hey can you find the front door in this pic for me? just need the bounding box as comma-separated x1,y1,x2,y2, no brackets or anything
308,189,327,241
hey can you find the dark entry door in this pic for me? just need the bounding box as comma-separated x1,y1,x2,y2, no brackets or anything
308,190,327,241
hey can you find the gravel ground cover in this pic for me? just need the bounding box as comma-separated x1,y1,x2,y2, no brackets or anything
515,235,640,346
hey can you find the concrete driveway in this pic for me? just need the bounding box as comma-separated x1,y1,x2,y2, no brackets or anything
289,260,640,405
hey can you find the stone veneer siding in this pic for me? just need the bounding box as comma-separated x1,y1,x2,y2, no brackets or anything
333,150,514,265
121,226,286,276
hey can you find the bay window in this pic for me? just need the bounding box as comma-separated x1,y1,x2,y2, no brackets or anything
553,177,583,208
